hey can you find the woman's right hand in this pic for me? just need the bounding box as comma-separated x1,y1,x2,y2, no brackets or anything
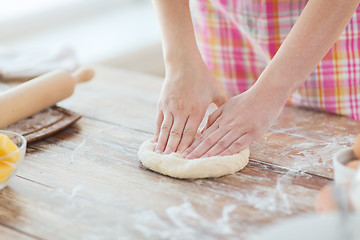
151,0,226,154
155,58,227,154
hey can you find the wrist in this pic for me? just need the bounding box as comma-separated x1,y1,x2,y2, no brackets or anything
163,49,206,76
251,61,304,106
249,77,290,109
164,45,203,67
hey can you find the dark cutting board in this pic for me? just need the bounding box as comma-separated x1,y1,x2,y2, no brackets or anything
1,82,81,144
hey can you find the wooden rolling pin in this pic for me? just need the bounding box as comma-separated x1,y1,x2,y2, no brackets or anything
0,68,94,129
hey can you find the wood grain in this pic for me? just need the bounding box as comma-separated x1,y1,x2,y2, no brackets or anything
0,66,352,239
5,107,81,143
9,118,330,240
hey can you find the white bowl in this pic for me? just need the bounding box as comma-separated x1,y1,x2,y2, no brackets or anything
251,214,360,240
333,148,357,184
0,130,27,190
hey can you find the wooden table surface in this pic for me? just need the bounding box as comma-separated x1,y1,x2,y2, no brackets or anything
1,66,359,240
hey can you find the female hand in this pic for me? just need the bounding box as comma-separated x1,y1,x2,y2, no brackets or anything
183,86,287,158
154,59,227,154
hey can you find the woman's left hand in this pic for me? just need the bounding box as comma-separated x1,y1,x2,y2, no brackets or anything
183,87,287,158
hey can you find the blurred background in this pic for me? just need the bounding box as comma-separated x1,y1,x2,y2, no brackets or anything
0,0,165,77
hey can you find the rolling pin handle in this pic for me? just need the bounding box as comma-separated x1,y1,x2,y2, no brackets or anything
71,68,95,83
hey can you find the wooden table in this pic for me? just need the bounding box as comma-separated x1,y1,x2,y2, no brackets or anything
1,66,359,240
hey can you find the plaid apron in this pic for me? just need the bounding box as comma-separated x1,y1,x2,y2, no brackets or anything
191,0,360,120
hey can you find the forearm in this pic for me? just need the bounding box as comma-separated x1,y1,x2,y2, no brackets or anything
253,0,360,102
152,0,202,68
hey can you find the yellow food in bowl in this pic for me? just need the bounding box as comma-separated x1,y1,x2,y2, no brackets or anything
0,134,20,182
0,134,20,163
0,162,14,182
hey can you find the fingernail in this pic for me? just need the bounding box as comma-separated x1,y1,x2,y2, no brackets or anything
182,151,188,157
155,150,162,154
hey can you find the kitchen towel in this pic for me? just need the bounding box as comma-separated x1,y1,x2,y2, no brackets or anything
0,46,78,81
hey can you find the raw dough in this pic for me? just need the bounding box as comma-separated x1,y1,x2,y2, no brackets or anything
138,138,249,179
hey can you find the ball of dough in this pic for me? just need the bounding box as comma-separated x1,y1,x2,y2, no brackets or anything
138,138,249,179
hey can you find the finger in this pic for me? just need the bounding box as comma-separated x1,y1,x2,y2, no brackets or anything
183,121,218,156
186,128,224,159
164,115,187,154
219,133,253,156
176,115,202,153
204,107,222,131
154,111,164,142
155,114,174,153
202,129,237,157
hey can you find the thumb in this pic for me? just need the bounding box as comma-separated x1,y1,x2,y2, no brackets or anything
204,106,223,130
